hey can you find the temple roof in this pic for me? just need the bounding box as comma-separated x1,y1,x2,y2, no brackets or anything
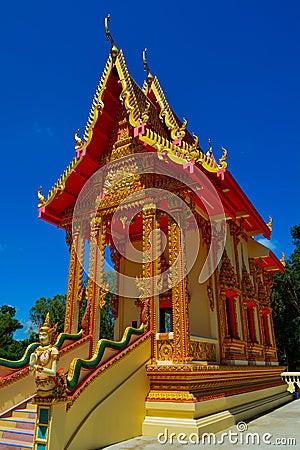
38,29,276,252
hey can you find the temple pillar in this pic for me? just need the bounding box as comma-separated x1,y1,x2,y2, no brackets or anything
33,400,67,450
168,216,190,363
87,215,107,353
64,228,84,334
141,203,161,360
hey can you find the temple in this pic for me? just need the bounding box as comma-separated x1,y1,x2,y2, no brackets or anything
0,17,291,450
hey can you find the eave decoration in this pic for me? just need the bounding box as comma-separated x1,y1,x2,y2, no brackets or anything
38,14,228,212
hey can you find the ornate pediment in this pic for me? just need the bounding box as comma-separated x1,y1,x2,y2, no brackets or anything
219,250,237,289
241,262,255,299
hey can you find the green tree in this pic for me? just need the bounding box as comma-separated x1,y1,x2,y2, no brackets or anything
29,294,66,334
0,305,29,360
271,224,300,370
79,271,115,339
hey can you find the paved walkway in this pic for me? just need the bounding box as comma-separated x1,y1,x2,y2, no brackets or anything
104,399,300,449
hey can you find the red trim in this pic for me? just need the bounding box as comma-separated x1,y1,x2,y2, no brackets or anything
226,295,238,339
261,250,284,273
262,314,271,346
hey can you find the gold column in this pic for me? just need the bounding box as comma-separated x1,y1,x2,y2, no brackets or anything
87,215,107,353
64,227,84,334
168,216,191,363
142,203,161,360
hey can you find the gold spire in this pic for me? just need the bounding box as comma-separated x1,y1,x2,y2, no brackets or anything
207,138,213,155
142,48,154,85
39,312,58,343
280,251,286,267
266,215,273,233
104,14,118,58
40,312,51,331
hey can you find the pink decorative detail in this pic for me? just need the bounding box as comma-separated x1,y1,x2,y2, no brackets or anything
172,138,182,146
38,206,46,218
133,123,146,137
183,161,195,173
76,147,87,158
217,169,226,180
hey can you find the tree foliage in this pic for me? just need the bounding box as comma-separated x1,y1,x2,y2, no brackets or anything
0,305,31,360
29,294,66,334
271,224,300,370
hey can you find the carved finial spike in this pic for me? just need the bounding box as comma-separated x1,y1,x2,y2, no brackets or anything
38,185,46,207
141,100,150,123
207,138,213,155
105,13,111,40
191,133,199,148
266,215,273,233
219,146,228,169
181,117,187,131
280,251,286,267
74,128,83,150
142,48,153,84
104,14,118,57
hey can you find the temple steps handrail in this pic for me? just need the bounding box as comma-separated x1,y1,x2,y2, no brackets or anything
281,371,300,394
281,371,300,382
0,333,91,414
0,330,84,376
66,325,146,393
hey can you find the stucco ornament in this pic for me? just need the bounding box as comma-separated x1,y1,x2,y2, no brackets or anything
29,313,66,397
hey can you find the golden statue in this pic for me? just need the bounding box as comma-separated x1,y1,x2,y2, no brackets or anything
29,313,66,397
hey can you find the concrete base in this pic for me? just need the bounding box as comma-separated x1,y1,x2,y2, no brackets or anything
143,385,292,437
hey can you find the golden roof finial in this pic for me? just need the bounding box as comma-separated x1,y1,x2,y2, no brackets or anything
266,215,273,233
179,117,187,133
104,14,118,58
142,48,154,85
219,146,228,169
280,251,286,267
141,100,150,123
207,138,213,155
38,186,46,207
189,133,203,162
74,128,83,150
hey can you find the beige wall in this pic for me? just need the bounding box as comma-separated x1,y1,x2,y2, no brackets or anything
187,229,218,340
64,335,151,450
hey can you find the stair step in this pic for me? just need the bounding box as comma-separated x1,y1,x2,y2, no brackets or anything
0,418,35,430
11,411,36,419
0,426,34,442
23,404,36,412
0,437,32,449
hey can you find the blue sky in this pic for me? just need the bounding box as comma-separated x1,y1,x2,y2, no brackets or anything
0,1,299,337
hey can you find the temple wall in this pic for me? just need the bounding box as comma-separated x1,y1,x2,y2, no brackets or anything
187,239,212,338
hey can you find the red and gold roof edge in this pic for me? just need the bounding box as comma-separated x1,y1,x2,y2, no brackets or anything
38,49,225,211
37,40,282,270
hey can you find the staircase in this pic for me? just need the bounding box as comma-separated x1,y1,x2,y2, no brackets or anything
0,401,36,450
